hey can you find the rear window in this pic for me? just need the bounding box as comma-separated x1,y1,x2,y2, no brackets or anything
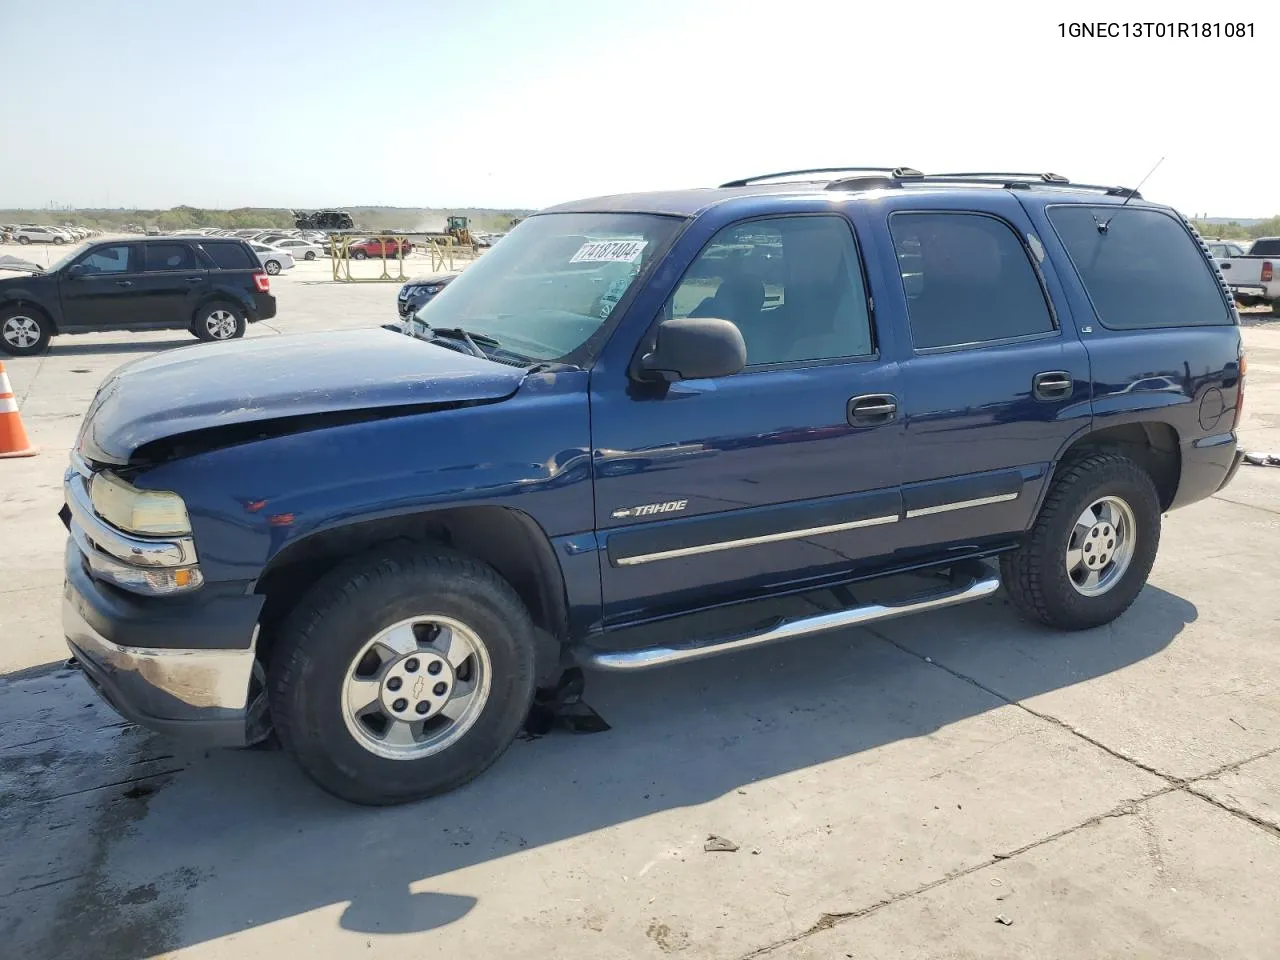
1047,206,1231,330
144,243,197,272
1250,239,1280,257
889,212,1054,349
201,241,255,270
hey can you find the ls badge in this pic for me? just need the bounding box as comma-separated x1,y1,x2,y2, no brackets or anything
611,499,688,520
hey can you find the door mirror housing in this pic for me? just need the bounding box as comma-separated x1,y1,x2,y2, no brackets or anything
638,317,746,382
66,263,87,279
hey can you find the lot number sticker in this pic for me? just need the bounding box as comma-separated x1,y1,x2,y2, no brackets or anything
570,239,648,263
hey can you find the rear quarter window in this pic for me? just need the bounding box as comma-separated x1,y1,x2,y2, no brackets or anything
201,241,255,270
1249,239,1280,257
1047,206,1231,330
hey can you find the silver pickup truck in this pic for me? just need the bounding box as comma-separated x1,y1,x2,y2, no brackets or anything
1210,237,1280,311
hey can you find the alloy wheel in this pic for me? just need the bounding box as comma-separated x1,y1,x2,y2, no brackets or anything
1065,495,1137,597
341,615,492,760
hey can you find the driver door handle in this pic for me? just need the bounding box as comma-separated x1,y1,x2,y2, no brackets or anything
848,394,898,425
185,276,204,283
114,280,132,287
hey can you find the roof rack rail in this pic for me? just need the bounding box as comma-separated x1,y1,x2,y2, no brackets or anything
931,171,1070,183
915,176,1140,198
719,167,922,188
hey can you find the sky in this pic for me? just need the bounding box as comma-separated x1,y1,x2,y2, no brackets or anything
2,0,1277,217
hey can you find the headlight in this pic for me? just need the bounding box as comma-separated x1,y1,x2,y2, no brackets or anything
90,471,191,536
423,284,443,294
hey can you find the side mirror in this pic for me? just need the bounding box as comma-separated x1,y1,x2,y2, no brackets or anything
66,264,87,279
638,317,746,382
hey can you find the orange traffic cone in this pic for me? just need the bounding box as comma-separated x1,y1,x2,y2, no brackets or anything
0,361,37,458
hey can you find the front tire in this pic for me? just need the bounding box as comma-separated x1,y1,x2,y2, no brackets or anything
192,301,246,342
268,546,537,805
351,250,368,260
16,236,29,245
0,307,52,356
1001,453,1161,630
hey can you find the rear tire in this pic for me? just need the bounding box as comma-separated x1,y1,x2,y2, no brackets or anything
352,250,367,260
0,307,52,356
192,301,246,342
1001,453,1161,630
268,546,537,805
304,251,316,261
264,260,282,276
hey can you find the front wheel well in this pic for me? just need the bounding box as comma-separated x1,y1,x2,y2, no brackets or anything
1,300,57,333
253,507,568,683
1054,422,1180,511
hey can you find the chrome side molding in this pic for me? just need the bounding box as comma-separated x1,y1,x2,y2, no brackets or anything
583,564,1000,671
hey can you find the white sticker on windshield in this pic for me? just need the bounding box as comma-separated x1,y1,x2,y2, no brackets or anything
569,239,648,263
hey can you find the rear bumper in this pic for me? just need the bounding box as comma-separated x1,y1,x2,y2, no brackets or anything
1170,433,1244,509
248,292,277,322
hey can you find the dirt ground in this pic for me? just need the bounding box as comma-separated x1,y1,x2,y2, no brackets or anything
1,244,1278,960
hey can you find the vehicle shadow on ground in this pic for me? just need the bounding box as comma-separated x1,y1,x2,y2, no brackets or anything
51,585,1195,955
43,339,196,357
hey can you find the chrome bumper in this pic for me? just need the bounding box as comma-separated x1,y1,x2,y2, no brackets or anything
64,588,258,747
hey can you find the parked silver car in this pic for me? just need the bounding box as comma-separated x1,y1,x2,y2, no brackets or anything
14,225,67,245
249,242,295,275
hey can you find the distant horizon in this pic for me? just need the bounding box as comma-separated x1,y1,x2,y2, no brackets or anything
1,205,1274,222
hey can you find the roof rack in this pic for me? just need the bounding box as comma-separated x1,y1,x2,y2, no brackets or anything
719,166,923,188
721,168,1141,199
931,171,1069,183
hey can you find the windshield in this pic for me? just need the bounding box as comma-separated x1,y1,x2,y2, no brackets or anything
47,247,82,273
414,212,683,362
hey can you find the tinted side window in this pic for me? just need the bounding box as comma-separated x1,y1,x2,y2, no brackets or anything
202,241,254,269
145,243,197,272
1047,207,1230,329
78,245,133,274
890,212,1053,349
1250,239,1280,257
667,216,873,365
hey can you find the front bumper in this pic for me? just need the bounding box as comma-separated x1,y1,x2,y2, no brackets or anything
62,464,265,747
65,581,259,748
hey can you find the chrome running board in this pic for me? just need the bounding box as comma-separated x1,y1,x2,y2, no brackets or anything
583,563,1000,672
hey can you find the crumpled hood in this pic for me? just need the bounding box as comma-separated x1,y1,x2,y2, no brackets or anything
80,329,525,463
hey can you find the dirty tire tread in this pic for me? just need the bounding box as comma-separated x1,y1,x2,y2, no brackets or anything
268,545,536,806
1001,453,1161,631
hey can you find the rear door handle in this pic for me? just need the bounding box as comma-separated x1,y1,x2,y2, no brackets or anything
1033,371,1073,401
1220,263,1231,270
185,276,204,283
848,394,898,425
114,280,132,287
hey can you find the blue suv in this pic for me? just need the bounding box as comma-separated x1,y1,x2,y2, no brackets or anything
62,168,1246,804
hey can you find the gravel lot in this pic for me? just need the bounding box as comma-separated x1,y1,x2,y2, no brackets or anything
2,245,1278,959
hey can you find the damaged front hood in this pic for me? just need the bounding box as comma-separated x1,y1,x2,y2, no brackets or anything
80,329,525,463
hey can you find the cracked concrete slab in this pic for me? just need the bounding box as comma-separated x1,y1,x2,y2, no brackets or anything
762,790,1280,960
873,497,1280,782
14,631,1162,960
1192,750,1280,834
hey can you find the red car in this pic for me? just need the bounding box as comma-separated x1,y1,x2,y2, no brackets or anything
349,237,413,260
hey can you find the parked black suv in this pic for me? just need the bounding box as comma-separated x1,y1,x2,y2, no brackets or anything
0,236,277,356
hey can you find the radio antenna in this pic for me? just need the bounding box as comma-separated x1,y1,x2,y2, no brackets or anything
1097,156,1164,233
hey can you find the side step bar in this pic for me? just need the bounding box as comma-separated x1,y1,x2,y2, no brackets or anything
583,563,1001,672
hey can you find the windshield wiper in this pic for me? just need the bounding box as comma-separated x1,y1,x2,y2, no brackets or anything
428,327,500,359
